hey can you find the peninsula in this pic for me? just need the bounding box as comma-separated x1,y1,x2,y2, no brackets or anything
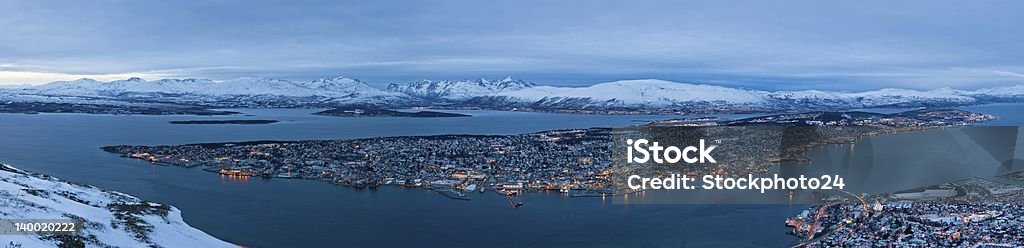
103,109,992,200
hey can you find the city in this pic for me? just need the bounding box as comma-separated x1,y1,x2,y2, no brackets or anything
787,174,1024,247
102,109,994,202
104,129,620,201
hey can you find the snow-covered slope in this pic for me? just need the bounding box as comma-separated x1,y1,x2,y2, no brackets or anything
200,77,297,96
767,87,976,108
197,77,394,98
386,76,536,100
0,163,233,247
478,79,1016,111
494,79,767,107
963,85,1024,101
31,78,214,97
20,76,414,107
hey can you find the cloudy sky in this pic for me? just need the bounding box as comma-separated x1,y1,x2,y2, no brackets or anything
1,0,1022,90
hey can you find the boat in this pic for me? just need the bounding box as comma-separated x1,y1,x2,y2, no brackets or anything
436,188,470,200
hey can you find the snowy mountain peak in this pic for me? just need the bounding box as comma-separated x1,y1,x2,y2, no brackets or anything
494,79,769,107
387,76,537,100
306,76,371,90
72,78,100,83
209,77,305,95
493,76,535,88
311,76,359,84
43,78,101,86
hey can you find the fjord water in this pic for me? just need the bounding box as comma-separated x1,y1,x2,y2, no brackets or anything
0,105,1019,247
0,109,789,247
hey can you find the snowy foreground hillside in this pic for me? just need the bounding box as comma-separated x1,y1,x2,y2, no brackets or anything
0,164,233,248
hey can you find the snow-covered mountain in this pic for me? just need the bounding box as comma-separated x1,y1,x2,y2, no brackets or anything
386,76,536,101
962,85,1024,101
492,79,767,107
0,163,233,247
766,87,976,109
467,79,1001,112
32,77,213,96
18,76,415,107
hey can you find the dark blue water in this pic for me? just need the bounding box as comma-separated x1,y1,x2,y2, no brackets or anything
0,109,792,248
963,103,1024,126
1,105,1017,247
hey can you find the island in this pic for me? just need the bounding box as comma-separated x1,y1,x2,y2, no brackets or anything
313,107,471,117
103,108,993,203
169,120,279,125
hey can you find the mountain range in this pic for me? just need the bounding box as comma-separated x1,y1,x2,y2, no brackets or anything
386,76,536,101
14,76,412,107
2,76,1023,113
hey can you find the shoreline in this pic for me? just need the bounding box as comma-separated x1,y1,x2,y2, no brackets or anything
0,163,235,247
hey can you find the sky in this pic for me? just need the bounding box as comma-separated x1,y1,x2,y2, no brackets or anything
1,0,1022,90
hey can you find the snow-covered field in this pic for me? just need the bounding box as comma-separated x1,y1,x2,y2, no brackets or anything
0,164,233,248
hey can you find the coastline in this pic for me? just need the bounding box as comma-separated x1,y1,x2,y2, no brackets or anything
0,163,234,247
